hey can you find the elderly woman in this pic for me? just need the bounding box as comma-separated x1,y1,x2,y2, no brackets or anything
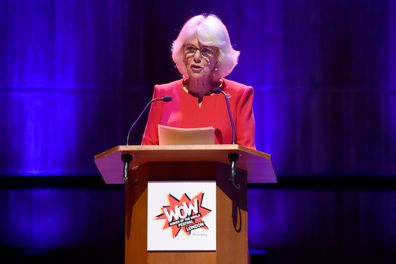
142,14,255,149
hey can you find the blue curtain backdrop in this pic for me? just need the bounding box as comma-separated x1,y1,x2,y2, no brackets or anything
1,0,394,177
1,0,396,263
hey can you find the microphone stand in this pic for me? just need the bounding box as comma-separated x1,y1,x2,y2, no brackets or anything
228,152,240,189
213,88,240,189
121,96,172,184
122,153,133,184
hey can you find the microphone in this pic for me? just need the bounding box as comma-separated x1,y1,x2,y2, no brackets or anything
122,95,172,184
125,96,172,145
212,88,235,144
212,88,240,189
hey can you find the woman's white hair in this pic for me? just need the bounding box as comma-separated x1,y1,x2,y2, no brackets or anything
171,14,240,79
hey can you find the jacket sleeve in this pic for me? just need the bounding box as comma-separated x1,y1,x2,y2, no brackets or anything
141,85,162,145
235,86,256,149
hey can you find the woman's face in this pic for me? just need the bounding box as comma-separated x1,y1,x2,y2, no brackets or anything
183,37,218,80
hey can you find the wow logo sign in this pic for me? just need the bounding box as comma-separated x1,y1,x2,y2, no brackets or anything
147,182,216,251
155,192,212,238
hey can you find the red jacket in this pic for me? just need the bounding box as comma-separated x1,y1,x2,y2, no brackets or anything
141,78,256,149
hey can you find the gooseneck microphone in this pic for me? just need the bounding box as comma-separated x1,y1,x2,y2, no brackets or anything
126,96,172,145
212,88,240,189
122,96,172,183
212,88,235,144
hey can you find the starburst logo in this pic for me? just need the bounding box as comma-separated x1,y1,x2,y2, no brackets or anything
155,192,212,238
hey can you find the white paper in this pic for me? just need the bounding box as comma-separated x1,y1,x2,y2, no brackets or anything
158,124,215,145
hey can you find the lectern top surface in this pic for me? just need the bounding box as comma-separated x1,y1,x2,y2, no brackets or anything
94,144,276,184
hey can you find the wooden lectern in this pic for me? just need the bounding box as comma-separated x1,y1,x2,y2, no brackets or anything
95,144,276,264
